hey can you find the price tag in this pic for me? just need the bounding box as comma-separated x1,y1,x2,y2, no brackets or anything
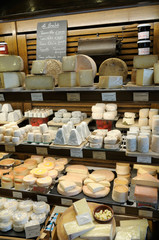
36,147,48,155
37,195,48,202
61,198,73,206
76,212,92,226
93,151,106,160
13,191,22,199
0,94,5,101
113,206,125,214
31,93,43,101
137,156,151,164
139,210,153,218
25,224,40,239
5,145,15,153
67,93,80,101
102,92,116,101
70,149,83,158
133,92,149,102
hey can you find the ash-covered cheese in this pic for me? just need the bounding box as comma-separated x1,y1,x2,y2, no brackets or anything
151,135,159,153
68,129,82,146
54,128,67,145
137,135,149,153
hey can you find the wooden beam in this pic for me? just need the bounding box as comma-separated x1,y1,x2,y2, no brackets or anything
153,22,159,57
17,35,28,74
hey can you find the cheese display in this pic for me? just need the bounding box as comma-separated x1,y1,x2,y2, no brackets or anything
75,54,97,78
98,75,123,89
25,108,53,118
136,69,153,86
83,185,110,198
25,75,54,90
92,103,118,120
112,185,128,203
91,169,115,182
133,55,158,68
58,72,77,87
0,72,25,89
57,182,82,196
99,58,128,82
0,55,24,72
52,109,87,124
151,135,159,152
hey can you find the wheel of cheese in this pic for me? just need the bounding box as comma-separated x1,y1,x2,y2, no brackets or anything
48,169,58,179
116,163,130,175
38,161,55,170
31,168,48,178
66,165,88,175
13,211,28,225
99,58,128,82
76,54,97,78
31,155,43,164
57,183,82,196
56,158,68,165
18,200,33,212
91,169,114,182
54,163,65,172
44,157,56,163
45,59,62,86
112,185,128,203
0,221,12,232
23,174,37,185
0,158,15,167
83,185,110,198
33,202,47,214
36,176,52,187
114,177,128,187
13,166,28,176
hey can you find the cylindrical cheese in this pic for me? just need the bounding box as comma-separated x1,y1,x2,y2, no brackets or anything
151,135,159,153
105,104,117,111
139,108,149,118
92,112,103,119
137,135,149,153
126,135,137,152
138,118,148,127
152,115,159,134
114,177,128,187
112,185,128,203
149,109,158,119
116,163,130,175
92,106,104,113
103,111,117,120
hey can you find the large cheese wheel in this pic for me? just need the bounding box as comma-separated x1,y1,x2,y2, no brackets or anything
76,54,97,78
57,184,82,196
83,185,110,198
91,169,114,182
99,58,128,82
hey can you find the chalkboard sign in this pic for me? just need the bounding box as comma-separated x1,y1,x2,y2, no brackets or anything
36,20,67,61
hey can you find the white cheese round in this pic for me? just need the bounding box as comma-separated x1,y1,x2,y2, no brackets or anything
137,135,149,153
149,109,158,119
105,103,117,111
92,106,104,113
139,108,149,118
92,112,103,120
126,135,137,152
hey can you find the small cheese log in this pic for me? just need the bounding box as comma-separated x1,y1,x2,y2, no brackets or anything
137,135,149,153
136,69,154,86
131,173,159,188
138,118,148,127
0,55,24,72
133,55,158,69
79,69,94,87
99,58,128,82
139,108,149,118
126,135,137,152
58,72,77,87
134,185,158,203
154,62,159,84
98,76,123,89
25,75,54,90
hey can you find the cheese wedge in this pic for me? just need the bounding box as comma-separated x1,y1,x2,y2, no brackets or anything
73,198,93,220
116,226,140,240
98,75,123,89
64,220,95,240
87,183,105,193
134,185,158,204
132,173,159,188
89,174,105,182
0,72,25,89
138,167,157,176
81,224,112,240
58,72,77,87
84,178,95,185
98,180,110,187
59,181,76,192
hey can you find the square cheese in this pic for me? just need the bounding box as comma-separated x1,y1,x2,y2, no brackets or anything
62,55,76,71
79,69,94,87
59,181,76,192
136,69,154,86
134,185,158,204
98,76,123,89
64,220,94,240
87,183,105,193
81,224,112,240
58,72,77,87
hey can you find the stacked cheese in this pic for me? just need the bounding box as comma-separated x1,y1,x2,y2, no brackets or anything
0,122,32,145
57,165,89,196
0,198,50,232
88,129,108,148
104,129,122,149
58,54,97,87
132,55,158,86
27,123,54,144
92,103,117,120
25,108,53,118
83,169,114,198
122,112,136,125
132,165,158,205
0,103,23,122
98,58,128,87
0,55,25,89
53,109,87,124
54,121,90,146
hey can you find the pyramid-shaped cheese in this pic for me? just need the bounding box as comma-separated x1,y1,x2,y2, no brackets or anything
68,129,82,146
80,121,90,138
62,124,69,143
0,112,8,121
14,110,23,119
132,173,159,188
2,104,13,113
7,112,19,122
54,128,67,145
76,124,85,141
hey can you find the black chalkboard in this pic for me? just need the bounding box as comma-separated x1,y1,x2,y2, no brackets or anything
36,20,67,61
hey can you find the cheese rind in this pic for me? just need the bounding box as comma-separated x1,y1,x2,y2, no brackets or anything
133,55,158,68
136,69,153,86
58,72,77,87
0,72,25,89
0,55,24,72
25,75,54,90
59,180,76,192
62,56,76,71
131,173,159,187
134,185,158,204
98,76,123,89
154,62,159,84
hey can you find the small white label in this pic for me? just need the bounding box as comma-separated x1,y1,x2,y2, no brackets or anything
61,198,73,206
31,93,43,101
67,93,80,101
25,224,40,239
133,92,149,102
139,210,153,218
5,145,15,152
113,206,125,214
138,47,150,55
36,147,48,155
37,195,48,202
102,92,116,101
0,47,5,51
76,212,92,226
13,191,22,199
138,31,150,40
137,156,151,163
93,151,106,160
70,149,83,158
0,94,5,101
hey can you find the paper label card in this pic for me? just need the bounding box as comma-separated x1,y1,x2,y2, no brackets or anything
31,93,43,101
70,149,83,158
61,198,73,206
13,191,22,199
76,212,92,226
137,156,151,164
5,145,15,153
133,92,149,102
102,92,116,101
93,151,106,160
37,195,48,202
0,94,5,101
67,93,80,101
36,147,48,155
25,224,40,239
139,209,153,218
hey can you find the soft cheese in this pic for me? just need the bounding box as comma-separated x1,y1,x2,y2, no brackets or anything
81,224,112,240
87,183,105,193
133,55,158,69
